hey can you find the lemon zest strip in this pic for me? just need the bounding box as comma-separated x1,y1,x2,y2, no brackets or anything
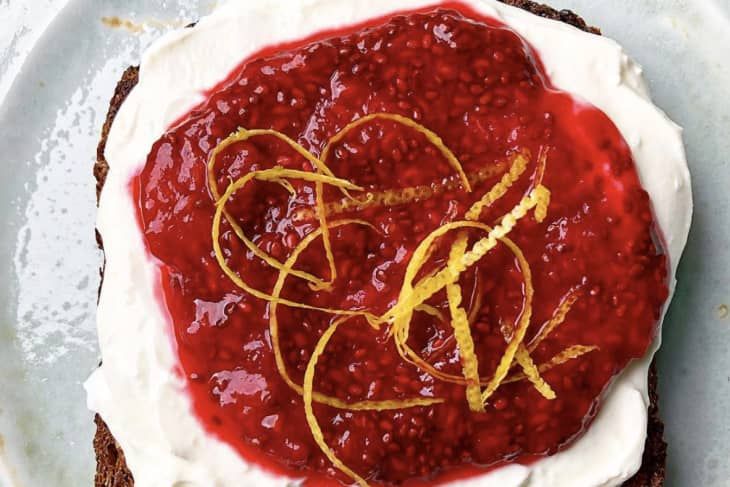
532,146,551,222
388,220,490,363
477,234,534,403
528,290,580,353
303,317,370,487
207,129,346,289
386,184,547,373
385,225,542,401
293,161,508,222
303,317,442,487
206,121,603,474
207,128,350,291
504,345,599,384
513,347,556,399
445,233,485,412
316,111,472,291
496,237,556,400
465,149,530,221
384,186,550,325
321,112,472,193
414,303,446,323
268,218,440,410
461,149,554,399
212,169,375,315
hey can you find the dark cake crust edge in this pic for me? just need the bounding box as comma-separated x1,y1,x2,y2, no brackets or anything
92,2,666,486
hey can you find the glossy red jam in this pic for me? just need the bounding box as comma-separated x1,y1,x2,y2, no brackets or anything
135,3,668,485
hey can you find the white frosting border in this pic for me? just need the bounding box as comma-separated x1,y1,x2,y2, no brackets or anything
86,1,692,486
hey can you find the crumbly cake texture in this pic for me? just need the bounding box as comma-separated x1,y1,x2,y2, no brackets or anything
92,1,666,485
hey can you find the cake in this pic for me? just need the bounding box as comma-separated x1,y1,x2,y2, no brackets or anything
88,1,692,486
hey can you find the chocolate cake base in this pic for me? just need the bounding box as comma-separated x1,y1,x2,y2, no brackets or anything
92,2,666,485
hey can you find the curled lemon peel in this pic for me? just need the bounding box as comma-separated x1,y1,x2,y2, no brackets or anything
206,122,605,479
414,303,446,323
387,222,550,403
504,345,599,384
395,234,554,399
397,228,550,400
387,220,491,362
465,149,530,221
293,161,507,222
464,185,550,268
386,185,549,388
480,235,534,404
316,111,472,291
513,347,556,400
212,169,375,315
207,128,351,291
312,180,338,291
398,296,582,397
528,290,580,353
207,129,347,289
503,289,583,396
398,341,585,391
495,237,555,400
383,186,550,326
207,128,344,191
268,218,441,411
461,149,555,398
303,316,440,487
446,232,484,412
467,276,483,326
532,146,551,222
321,112,472,193
303,317,370,487
398,307,466,384
401,343,459,384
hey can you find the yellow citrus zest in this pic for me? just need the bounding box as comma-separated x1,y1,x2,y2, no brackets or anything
393,234,558,400
314,112,473,291
384,185,550,326
479,235,534,404
268,218,440,410
414,303,446,323
303,317,370,487
386,185,549,398
528,290,580,353
532,146,551,222
461,149,554,399
303,316,441,487
321,112,472,193
208,129,347,289
504,345,599,384
490,237,554,400
207,127,353,291
292,161,508,222
465,149,530,221
212,168,374,313
446,232,484,412
206,123,602,482
513,347,556,400
388,220,490,362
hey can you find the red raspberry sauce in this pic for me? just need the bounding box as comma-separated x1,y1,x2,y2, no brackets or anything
134,3,668,485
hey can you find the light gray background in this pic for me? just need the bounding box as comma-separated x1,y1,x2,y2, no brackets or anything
0,1,728,485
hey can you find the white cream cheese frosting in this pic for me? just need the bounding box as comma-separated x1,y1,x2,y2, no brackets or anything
85,0,693,486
